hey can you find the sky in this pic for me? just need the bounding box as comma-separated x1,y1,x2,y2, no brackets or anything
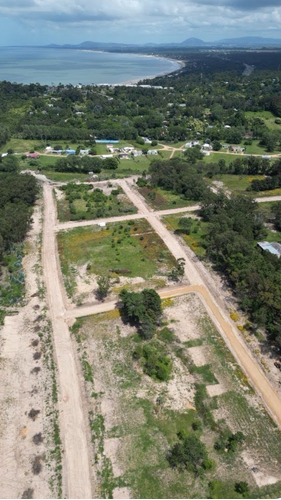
1,0,281,46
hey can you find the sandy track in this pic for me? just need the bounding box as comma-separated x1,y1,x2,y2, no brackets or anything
256,195,281,202
41,173,281,497
116,180,281,429
42,185,92,499
55,206,201,232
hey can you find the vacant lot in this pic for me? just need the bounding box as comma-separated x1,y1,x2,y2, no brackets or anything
71,293,281,499
138,185,196,210
163,213,208,258
206,174,265,194
57,219,177,300
56,184,137,222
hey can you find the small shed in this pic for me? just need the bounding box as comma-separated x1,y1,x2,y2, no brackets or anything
258,241,281,258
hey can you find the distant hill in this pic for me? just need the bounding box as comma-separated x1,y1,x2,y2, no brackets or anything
181,38,209,47
216,36,281,47
45,36,281,51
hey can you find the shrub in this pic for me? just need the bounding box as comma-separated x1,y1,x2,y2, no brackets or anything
167,434,210,475
133,341,172,381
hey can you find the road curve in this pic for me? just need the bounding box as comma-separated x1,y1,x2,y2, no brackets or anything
42,184,92,499
66,281,281,429
117,181,281,429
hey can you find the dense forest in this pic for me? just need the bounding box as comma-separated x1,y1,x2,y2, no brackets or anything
2,50,281,147
0,171,38,256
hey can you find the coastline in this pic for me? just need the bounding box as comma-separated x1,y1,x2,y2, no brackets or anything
0,46,185,86
92,52,185,86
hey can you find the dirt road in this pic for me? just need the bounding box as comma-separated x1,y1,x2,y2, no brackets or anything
40,173,281,496
42,185,92,499
66,276,281,431
116,180,281,429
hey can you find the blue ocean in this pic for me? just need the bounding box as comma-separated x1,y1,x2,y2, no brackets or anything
0,46,180,85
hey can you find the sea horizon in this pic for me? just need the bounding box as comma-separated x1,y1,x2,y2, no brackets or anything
0,46,182,86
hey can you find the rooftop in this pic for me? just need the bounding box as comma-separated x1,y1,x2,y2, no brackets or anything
258,241,281,258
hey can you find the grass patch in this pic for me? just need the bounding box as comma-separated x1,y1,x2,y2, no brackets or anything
203,152,234,165
57,183,137,222
138,185,196,210
163,214,208,258
209,174,265,194
57,219,176,296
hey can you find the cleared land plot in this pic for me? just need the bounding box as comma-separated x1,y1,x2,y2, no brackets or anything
57,219,177,299
163,213,208,258
245,111,281,132
72,294,281,499
206,174,281,198
56,184,137,222
203,153,234,165
112,156,151,177
138,185,197,210
206,174,265,194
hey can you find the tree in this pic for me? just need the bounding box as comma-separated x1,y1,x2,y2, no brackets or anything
103,157,118,170
212,140,222,151
169,258,185,281
168,434,209,475
0,155,19,172
235,482,249,497
272,202,281,231
178,217,193,234
96,275,110,301
119,288,162,337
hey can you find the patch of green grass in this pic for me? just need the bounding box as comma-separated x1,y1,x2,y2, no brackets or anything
242,139,273,155
263,228,281,244
138,185,196,210
184,338,204,348
219,391,281,463
255,187,281,197
245,110,281,132
39,170,89,182
163,214,207,258
113,156,151,176
203,152,234,165
82,354,94,383
0,309,6,325
0,138,40,153
210,174,265,193
57,184,137,222
57,219,176,289
192,365,218,384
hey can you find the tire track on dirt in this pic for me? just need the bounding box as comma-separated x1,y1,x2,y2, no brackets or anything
42,184,92,499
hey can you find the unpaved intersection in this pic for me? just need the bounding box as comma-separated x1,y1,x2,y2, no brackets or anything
42,177,281,498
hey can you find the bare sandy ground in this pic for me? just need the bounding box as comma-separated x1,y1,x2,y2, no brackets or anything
62,179,281,432
16,172,281,497
42,185,93,498
0,202,58,499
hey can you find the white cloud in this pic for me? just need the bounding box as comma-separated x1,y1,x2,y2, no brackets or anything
0,0,281,43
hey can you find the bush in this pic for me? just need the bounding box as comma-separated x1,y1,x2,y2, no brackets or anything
235,481,249,497
167,434,210,475
214,430,245,453
133,341,172,381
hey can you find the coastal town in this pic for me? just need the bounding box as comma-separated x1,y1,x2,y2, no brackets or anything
0,47,281,500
